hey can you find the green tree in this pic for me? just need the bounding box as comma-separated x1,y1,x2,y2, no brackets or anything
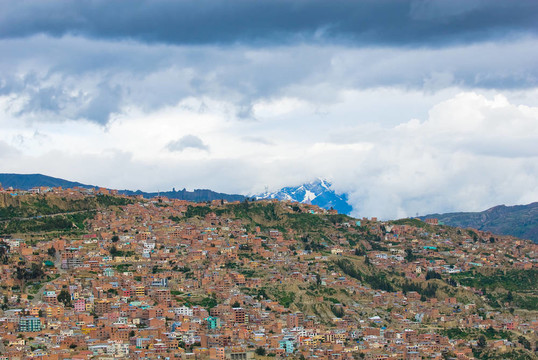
518,336,531,350
331,305,345,318
426,270,441,280
255,347,266,356
477,335,487,348
405,248,416,262
0,242,9,264
109,245,119,258
315,273,322,287
15,263,44,282
47,247,56,257
57,289,72,307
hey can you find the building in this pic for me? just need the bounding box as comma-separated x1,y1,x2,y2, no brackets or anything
206,316,221,329
19,317,42,332
74,298,86,312
175,305,193,317
210,347,253,360
153,289,171,306
279,339,295,353
135,286,145,297
95,300,111,315
233,307,247,324
287,312,304,328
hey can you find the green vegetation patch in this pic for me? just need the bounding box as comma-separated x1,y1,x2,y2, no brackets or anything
184,205,213,218
285,213,330,232
187,296,217,309
334,258,395,292
452,269,538,292
0,214,92,234
269,289,296,308
390,218,432,230
512,294,538,311
474,349,534,360
441,326,513,341
223,202,282,231
95,195,133,207
0,194,131,222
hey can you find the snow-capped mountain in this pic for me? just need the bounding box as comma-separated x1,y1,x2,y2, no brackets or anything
255,179,353,215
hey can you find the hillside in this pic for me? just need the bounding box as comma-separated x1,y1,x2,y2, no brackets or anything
119,188,245,203
0,173,94,190
0,192,133,235
420,202,538,243
0,192,536,359
0,173,246,203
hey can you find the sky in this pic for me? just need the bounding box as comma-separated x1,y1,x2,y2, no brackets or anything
1,0,538,219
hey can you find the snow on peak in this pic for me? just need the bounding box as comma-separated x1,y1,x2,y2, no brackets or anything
254,178,353,214
319,179,331,191
303,189,317,202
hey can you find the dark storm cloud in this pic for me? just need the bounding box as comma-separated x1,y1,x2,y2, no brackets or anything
77,82,123,125
0,0,537,46
1,0,538,126
2,37,538,126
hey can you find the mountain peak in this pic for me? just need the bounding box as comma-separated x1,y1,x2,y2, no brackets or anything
419,202,538,243
255,179,353,214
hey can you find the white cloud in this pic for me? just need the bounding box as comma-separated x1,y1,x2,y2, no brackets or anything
396,92,538,157
339,92,538,218
2,89,538,220
1,33,538,219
